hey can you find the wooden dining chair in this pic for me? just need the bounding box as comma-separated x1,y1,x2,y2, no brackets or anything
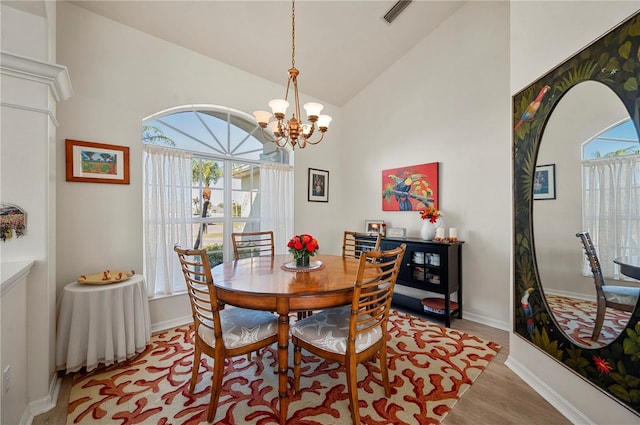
342,231,381,259
231,230,275,260
174,245,278,422
576,232,639,341
291,243,406,425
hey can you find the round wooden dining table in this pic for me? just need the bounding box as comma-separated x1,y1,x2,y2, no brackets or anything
211,254,360,425
614,255,640,280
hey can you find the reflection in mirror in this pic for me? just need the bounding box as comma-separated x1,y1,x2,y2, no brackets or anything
514,11,640,414
534,81,640,348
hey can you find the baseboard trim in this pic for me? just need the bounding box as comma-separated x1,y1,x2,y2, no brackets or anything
462,311,510,332
505,355,594,425
23,373,61,424
151,315,192,333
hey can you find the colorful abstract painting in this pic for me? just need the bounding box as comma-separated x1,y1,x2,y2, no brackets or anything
382,162,438,211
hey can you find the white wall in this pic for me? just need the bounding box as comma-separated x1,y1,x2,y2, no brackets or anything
510,2,640,424
55,2,344,328
1,1,68,421
342,0,512,330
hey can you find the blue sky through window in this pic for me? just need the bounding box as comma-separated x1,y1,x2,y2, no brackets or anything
583,119,640,159
143,107,287,163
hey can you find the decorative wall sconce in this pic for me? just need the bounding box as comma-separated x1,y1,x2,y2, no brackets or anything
1,203,26,241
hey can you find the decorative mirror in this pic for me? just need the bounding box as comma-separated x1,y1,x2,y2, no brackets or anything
513,12,640,414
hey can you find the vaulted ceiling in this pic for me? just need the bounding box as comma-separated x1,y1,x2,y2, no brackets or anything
65,1,465,106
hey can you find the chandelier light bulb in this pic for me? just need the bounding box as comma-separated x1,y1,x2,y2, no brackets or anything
268,120,282,137
253,110,273,127
268,99,289,118
303,102,323,119
317,115,332,130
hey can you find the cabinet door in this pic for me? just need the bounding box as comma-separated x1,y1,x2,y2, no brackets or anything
381,239,412,282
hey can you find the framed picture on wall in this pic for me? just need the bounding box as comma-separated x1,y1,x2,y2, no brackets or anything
381,162,439,211
533,163,556,200
65,139,130,184
308,168,329,202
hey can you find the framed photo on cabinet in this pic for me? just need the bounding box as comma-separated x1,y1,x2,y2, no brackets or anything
365,220,385,235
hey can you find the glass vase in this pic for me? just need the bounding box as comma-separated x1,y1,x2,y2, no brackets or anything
296,254,310,267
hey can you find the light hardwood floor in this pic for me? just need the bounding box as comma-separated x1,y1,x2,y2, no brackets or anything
446,319,571,425
34,317,572,425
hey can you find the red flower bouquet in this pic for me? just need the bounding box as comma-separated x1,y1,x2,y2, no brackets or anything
287,234,319,266
419,207,442,224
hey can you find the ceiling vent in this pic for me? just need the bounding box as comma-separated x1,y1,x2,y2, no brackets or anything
383,0,413,24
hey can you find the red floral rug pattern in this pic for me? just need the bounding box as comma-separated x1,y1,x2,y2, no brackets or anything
546,294,632,348
66,310,500,425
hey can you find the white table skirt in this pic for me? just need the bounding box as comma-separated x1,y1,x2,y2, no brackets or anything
56,274,151,373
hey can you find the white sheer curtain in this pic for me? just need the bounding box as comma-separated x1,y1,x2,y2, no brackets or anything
143,145,193,296
260,163,294,254
583,155,640,279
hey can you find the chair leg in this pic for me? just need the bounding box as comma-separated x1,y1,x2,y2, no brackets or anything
293,344,302,393
207,355,225,422
592,306,606,341
379,344,390,397
190,344,202,393
346,356,361,425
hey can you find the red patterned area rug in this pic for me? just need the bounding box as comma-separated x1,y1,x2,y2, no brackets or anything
66,310,500,425
546,294,632,348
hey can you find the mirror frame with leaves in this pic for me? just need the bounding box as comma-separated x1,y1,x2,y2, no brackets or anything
513,11,640,414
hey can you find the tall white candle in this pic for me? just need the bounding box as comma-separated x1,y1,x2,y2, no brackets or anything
436,227,445,239
449,228,458,239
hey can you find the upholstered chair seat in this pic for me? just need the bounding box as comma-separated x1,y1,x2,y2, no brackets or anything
601,286,639,306
291,306,382,355
197,306,277,349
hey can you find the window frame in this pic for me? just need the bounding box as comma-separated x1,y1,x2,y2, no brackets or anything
142,105,290,296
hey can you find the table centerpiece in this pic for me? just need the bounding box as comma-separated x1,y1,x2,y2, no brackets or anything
287,233,319,267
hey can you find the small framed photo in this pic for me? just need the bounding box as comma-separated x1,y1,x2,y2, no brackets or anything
308,168,329,202
365,220,385,235
533,163,556,200
65,139,130,184
387,227,407,238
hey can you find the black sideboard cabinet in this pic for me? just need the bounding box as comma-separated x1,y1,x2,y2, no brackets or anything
381,237,464,327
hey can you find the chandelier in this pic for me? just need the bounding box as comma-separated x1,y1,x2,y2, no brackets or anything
253,0,332,150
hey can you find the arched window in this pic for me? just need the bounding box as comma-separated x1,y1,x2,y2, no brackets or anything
582,119,639,159
582,119,640,279
142,105,293,297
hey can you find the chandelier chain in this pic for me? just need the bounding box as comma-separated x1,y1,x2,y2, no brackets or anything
291,0,295,69
252,0,331,149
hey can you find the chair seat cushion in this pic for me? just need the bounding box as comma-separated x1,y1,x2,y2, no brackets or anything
603,285,640,306
198,307,277,349
290,305,382,355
